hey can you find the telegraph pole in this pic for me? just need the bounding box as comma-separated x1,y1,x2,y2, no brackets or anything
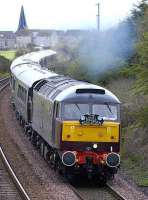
96,3,100,32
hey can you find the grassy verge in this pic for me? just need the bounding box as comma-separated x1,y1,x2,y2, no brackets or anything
121,156,148,186
0,72,9,78
121,124,148,186
106,77,148,187
0,50,16,60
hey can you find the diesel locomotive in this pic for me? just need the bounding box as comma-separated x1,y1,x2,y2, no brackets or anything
10,50,121,183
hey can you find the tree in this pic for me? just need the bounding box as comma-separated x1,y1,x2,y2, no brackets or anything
15,49,28,58
131,0,148,38
131,1,148,127
66,60,90,81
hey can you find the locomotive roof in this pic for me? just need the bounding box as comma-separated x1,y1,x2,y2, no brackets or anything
35,75,120,104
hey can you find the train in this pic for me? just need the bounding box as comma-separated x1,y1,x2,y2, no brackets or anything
10,50,121,183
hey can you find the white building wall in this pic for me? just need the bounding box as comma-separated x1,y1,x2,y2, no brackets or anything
16,36,32,48
0,39,6,49
6,39,16,49
33,36,51,47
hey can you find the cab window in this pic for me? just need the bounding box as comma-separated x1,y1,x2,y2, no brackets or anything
63,103,89,120
92,104,118,121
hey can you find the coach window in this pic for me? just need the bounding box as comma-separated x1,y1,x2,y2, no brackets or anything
17,85,27,103
56,103,60,118
12,78,16,90
53,102,61,119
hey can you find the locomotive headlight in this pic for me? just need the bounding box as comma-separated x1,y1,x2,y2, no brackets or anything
106,153,120,168
93,143,98,149
81,115,85,121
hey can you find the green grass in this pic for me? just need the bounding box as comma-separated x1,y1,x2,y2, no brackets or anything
137,172,148,186
0,50,16,60
122,158,148,186
121,125,148,187
0,72,9,77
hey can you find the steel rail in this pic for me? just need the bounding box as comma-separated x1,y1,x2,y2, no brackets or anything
0,77,30,200
0,147,30,200
68,183,86,200
0,77,10,82
106,183,127,200
0,77,9,91
68,181,128,200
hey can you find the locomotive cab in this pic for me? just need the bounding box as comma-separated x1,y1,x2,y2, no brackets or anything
54,87,121,180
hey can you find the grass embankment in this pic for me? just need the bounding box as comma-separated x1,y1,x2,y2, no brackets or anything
0,50,16,60
106,77,148,186
0,50,15,77
0,72,9,78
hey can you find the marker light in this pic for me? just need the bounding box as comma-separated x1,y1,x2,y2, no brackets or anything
93,144,98,149
62,151,76,166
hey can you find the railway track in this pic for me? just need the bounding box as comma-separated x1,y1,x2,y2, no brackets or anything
0,78,30,200
68,181,127,200
0,77,10,91
0,147,30,200
106,183,126,200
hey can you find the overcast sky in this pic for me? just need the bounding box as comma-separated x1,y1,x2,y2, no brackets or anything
0,0,140,31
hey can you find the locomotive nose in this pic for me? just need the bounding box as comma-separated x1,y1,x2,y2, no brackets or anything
62,151,76,166
106,152,120,167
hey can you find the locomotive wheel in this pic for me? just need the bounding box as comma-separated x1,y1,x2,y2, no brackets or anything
12,103,15,111
26,128,32,138
16,111,19,120
20,118,25,128
40,141,45,157
46,150,58,170
24,125,30,134
36,136,41,150
45,151,50,164
57,160,64,175
19,116,22,125
49,152,56,170
31,131,37,146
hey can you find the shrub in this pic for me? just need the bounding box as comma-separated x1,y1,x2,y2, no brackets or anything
0,56,11,72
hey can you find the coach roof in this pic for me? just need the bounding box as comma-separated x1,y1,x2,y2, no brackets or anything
10,50,57,88
11,49,56,68
11,63,57,88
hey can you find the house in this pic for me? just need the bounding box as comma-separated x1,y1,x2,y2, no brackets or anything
15,30,32,48
0,31,15,50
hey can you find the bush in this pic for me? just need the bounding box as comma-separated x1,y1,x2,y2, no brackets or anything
15,49,28,58
0,56,11,72
66,60,91,82
137,105,148,127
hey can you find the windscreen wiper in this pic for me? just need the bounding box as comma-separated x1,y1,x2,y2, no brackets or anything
75,104,82,115
105,103,113,114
